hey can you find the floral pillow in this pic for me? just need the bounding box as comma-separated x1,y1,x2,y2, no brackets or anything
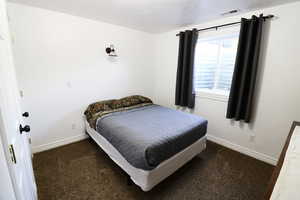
84,95,153,123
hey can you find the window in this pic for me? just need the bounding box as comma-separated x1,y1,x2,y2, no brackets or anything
194,34,239,100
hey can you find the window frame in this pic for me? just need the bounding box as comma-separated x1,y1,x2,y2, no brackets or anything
194,33,239,102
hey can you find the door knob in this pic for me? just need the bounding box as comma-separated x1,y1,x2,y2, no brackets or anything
19,125,30,134
22,112,29,117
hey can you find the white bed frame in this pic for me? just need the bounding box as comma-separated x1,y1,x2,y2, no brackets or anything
85,118,206,191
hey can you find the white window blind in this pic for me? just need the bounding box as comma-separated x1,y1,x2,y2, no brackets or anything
194,34,239,96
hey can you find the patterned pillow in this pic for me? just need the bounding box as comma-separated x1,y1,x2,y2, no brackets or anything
84,99,114,121
84,95,152,119
119,95,152,108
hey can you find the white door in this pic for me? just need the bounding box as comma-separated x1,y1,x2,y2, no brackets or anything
0,0,37,199
0,127,16,200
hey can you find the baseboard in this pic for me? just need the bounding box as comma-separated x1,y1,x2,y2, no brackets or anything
207,134,278,166
32,134,89,153
31,133,278,165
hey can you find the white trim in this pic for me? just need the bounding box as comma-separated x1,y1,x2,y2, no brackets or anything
196,90,229,102
31,134,89,153
31,132,278,166
207,134,278,165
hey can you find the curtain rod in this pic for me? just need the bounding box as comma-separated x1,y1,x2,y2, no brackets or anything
176,14,274,36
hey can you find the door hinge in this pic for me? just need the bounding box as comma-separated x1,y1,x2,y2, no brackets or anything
9,144,17,164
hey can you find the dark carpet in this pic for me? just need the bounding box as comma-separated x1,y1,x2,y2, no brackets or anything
33,138,274,200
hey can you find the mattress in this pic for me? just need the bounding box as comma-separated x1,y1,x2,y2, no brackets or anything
85,118,206,191
95,104,208,170
270,126,300,199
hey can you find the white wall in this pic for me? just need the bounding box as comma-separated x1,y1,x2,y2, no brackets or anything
8,3,155,152
152,2,300,164
8,1,300,164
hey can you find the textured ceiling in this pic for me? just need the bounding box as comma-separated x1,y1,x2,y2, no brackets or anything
8,0,299,33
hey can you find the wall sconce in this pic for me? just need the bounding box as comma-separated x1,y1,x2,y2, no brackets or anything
105,45,117,57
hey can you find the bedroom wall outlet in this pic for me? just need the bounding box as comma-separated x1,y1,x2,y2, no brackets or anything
71,124,76,130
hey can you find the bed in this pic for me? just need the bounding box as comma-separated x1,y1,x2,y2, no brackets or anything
84,95,207,191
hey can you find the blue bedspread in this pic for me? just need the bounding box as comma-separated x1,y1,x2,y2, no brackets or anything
96,104,207,170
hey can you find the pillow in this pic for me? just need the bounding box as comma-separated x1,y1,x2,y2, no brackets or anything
84,95,153,129
84,99,114,121
84,95,152,118
119,95,152,108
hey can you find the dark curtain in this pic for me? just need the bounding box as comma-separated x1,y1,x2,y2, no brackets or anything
226,15,264,122
175,29,198,108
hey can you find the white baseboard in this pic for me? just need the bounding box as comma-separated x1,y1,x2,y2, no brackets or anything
31,133,278,165
32,134,89,153
207,134,278,166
